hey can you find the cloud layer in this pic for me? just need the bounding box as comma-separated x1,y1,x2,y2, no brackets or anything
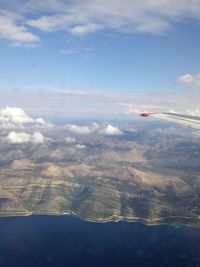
1,0,200,45
25,1,200,35
1,90,200,120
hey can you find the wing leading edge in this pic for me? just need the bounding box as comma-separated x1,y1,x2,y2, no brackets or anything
140,112,200,130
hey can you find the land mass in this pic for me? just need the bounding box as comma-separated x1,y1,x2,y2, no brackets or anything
0,121,200,227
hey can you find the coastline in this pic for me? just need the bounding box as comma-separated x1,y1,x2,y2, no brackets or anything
0,211,199,228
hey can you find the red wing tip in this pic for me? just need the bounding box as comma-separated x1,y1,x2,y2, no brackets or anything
140,112,159,117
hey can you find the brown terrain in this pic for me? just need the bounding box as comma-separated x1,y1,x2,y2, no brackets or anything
0,121,200,227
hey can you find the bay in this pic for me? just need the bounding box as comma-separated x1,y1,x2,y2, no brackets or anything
0,216,200,267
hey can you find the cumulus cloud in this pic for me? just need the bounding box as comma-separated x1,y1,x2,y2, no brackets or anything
65,122,100,134
7,131,45,144
76,144,86,149
177,73,200,89
100,125,123,135
65,122,123,135
32,132,45,144
0,107,53,129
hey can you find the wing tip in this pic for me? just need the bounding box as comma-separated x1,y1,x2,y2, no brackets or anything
140,112,159,117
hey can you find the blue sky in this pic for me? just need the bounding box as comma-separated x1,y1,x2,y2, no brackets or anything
0,0,200,117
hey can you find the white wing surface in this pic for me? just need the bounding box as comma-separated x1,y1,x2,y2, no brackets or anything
140,112,200,130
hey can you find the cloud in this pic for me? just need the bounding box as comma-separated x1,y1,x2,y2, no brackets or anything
25,0,200,36
65,122,100,134
1,90,200,120
0,107,53,129
64,136,76,143
0,14,40,46
7,131,45,144
1,0,200,46
65,122,123,135
100,125,123,135
27,14,67,32
76,144,86,149
177,73,200,89
69,24,104,35
60,48,80,55
32,132,45,143
60,47,93,55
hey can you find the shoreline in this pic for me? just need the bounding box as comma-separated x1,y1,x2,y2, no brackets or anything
0,211,199,228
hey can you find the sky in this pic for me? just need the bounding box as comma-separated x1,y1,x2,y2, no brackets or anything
0,0,200,118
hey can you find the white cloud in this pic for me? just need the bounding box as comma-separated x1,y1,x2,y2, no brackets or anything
69,24,104,35
7,131,30,144
27,14,67,32
0,14,40,46
59,47,93,55
65,122,123,135
32,132,45,144
65,136,76,143
25,0,200,36
65,122,99,134
34,118,46,125
100,125,123,135
177,73,200,89
7,131,45,144
60,48,80,55
1,90,200,120
0,0,200,46
76,144,86,149
0,107,53,129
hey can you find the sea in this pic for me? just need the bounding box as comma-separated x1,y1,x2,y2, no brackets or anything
0,215,200,267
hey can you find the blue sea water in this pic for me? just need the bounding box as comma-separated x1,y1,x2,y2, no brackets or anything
0,216,200,267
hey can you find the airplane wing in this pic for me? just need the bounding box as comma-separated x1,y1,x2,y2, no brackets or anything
140,112,200,130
